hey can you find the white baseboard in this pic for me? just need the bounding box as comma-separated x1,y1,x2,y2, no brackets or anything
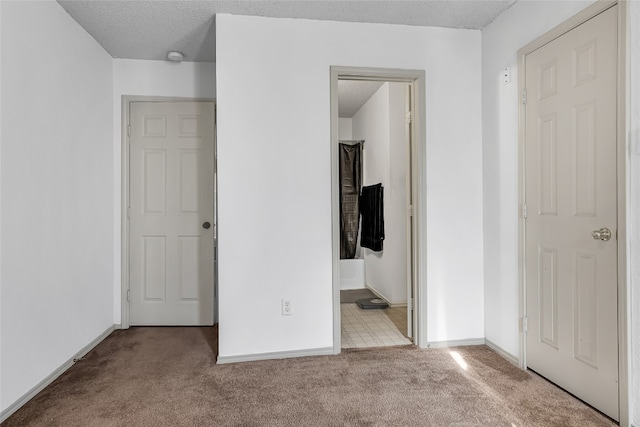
364,286,407,308
217,346,334,364
484,338,519,366
0,325,116,423
365,285,389,303
425,338,486,348
425,338,520,367
388,302,408,308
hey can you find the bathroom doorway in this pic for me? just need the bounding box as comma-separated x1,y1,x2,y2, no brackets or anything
330,67,425,352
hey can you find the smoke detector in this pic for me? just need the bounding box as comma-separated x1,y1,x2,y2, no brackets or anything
167,51,184,62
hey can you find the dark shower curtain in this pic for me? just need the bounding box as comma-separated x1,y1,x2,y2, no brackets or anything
339,142,362,259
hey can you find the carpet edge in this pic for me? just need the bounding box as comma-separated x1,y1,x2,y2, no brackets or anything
0,324,116,423
217,346,334,364
485,338,520,366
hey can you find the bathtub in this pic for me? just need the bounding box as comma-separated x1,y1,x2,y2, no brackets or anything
339,258,365,290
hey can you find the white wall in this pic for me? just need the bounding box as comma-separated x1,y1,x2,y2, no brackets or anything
352,82,408,304
354,84,391,297
338,118,352,140
112,59,216,323
481,0,596,358
0,1,4,407
216,14,484,358
0,1,114,413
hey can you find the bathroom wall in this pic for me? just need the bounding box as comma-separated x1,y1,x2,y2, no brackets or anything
352,82,408,305
338,118,353,140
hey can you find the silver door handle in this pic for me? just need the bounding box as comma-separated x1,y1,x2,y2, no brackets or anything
592,227,611,241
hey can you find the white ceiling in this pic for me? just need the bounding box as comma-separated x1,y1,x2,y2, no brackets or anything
338,80,385,118
57,0,516,63
57,0,516,115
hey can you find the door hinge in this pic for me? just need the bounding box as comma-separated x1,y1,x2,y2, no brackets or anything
521,88,527,105
522,316,528,333
410,298,415,311
127,125,131,136
406,111,413,124
126,289,131,301
522,202,527,219
127,207,131,219
408,205,414,217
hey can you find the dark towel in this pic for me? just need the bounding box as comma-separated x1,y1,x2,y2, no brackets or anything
360,184,384,252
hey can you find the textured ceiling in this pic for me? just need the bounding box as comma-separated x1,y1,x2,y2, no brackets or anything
57,0,515,63
338,80,385,118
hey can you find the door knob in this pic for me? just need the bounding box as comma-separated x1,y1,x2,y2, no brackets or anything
591,227,611,241
202,222,211,229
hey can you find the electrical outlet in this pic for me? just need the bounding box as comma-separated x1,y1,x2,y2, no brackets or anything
282,299,292,316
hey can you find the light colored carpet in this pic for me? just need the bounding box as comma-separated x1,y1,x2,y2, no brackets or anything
3,326,615,426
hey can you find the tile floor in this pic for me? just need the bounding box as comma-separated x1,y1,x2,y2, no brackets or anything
341,303,412,349
384,306,408,338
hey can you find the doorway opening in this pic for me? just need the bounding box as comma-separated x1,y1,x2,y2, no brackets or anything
330,67,426,353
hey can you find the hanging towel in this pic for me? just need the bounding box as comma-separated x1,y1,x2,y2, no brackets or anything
360,183,384,252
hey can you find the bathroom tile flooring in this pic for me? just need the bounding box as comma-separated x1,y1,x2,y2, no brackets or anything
341,303,412,349
384,306,409,338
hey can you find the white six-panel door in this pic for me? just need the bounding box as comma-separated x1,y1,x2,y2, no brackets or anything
524,6,618,420
129,101,215,325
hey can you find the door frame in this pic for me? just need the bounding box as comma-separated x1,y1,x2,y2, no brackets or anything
517,1,628,424
120,96,217,329
330,67,427,353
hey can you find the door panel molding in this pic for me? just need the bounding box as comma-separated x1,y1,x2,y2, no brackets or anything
121,96,216,329
517,1,628,424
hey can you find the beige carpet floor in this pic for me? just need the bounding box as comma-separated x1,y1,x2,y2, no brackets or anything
3,326,615,426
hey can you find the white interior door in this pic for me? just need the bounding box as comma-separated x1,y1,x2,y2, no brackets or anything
524,6,618,420
129,101,215,325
